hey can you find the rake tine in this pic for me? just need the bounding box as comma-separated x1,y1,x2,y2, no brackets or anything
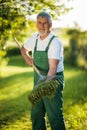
57,76,63,84
28,75,65,105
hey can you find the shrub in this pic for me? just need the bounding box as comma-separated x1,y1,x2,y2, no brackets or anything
6,47,20,56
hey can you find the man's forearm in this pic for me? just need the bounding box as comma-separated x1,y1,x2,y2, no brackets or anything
47,59,59,76
47,67,57,76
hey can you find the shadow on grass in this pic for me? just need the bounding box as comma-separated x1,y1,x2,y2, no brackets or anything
7,55,29,67
0,91,32,128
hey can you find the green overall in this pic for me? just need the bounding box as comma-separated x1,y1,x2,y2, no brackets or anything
31,36,66,130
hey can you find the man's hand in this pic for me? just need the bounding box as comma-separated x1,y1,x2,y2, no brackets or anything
14,37,33,67
25,56,34,67
20,47,33,66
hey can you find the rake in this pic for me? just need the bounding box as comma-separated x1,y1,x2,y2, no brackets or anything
28,75,64,105
14,37,64,105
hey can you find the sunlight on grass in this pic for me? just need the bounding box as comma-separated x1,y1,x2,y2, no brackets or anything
63,65,87,130
64,66,82,79
0,66,33,101
0,66,33,78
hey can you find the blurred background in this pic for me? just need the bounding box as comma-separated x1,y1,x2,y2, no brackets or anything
0,0,87,130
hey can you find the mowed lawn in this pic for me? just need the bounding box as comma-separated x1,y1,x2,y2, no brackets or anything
0,56,87,130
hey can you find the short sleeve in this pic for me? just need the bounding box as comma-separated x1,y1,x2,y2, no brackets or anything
48,37,63,60
23,33,38,51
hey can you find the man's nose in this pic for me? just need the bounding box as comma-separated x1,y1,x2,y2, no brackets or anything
40,23,45,28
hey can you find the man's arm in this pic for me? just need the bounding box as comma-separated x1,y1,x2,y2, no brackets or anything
20,46,33,66
47,59,59,76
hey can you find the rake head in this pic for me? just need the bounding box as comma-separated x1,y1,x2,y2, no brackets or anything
28,75,64,105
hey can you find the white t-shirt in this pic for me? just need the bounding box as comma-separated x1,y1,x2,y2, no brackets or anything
24,32,64,72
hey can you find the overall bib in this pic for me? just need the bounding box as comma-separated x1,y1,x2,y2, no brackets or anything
31,36,66,130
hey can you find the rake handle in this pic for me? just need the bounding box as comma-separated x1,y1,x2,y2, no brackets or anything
14,37,22,49
14,37,41,76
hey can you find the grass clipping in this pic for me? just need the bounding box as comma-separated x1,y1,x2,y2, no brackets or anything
28,75,63,105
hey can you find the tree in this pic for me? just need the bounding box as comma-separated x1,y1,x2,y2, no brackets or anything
0,0,72,50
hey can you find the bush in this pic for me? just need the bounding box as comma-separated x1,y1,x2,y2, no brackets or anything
7,47,20,56
65,28,87,69
0,50,8,67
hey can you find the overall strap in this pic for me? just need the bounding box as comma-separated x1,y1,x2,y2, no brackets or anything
34,34,39,51
34,35,55,52
45,35,55,52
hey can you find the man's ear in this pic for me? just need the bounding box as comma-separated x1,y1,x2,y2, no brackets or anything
49,22,52,28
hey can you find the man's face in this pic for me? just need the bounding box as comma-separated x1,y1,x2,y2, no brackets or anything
36,17,52,36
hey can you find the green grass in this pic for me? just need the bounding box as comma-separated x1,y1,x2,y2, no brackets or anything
64,65,87,130
0,56,87,130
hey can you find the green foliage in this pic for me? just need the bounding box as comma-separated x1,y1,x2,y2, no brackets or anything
6,47,20,56
66,29,79,66
0,50,6,57
64,28,87,69
0,0,72,50
0,50,8,67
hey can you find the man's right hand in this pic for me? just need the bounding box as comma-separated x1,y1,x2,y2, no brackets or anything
20,46,34,67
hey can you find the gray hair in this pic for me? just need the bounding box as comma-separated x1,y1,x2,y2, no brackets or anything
37,12,52,24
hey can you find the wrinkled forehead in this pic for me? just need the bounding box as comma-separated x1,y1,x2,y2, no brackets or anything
37,16,51,24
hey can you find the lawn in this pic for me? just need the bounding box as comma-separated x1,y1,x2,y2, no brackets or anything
0,56,87,130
